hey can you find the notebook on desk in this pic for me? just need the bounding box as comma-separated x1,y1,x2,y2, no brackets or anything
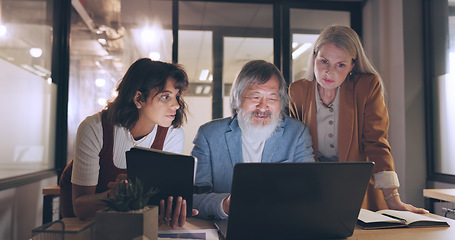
126,146,197,216
214,162,374,240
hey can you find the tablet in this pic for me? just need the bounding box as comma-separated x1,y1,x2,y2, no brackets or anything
126,146,197,216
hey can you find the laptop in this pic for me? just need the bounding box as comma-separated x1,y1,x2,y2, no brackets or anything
214,162,374,240
126,146,197,216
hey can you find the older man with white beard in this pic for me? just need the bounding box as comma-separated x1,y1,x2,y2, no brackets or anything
191,60,315,219
191,60,314,219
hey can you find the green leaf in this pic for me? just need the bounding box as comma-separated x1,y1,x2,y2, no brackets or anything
96,177,159,212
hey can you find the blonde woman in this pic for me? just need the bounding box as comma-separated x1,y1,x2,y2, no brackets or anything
289,25,427,213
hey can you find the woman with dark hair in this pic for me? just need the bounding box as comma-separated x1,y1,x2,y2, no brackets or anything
60,58,196,227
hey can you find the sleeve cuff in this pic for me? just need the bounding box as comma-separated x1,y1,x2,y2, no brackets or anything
218,196,229,219
373,171,400,189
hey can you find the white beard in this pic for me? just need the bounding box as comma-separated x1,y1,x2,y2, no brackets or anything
237,108,281,142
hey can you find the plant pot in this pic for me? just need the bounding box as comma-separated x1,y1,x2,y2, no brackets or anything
95,205,158,240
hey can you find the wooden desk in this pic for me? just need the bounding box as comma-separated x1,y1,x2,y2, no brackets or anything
43,184,61,195
53,217,217,231
423,188,455,214
42,184,60,224
348,213,455,240
37,214,455,240
33,217,217,240
423,189,455,203
31,218,94,240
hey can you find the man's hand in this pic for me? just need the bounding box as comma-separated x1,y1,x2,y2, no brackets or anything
222,195,231,215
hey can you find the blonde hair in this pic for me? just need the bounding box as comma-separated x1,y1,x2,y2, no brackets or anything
304,25,382,86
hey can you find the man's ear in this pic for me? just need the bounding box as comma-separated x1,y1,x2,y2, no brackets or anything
134,91,143,109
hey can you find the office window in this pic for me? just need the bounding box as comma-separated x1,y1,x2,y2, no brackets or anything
65,0,362,159
222,36,273,117
179,1,273,153
178,29,213,154
67,0,172,162
430,0,455,179
290,8,350,82
0,0,55,179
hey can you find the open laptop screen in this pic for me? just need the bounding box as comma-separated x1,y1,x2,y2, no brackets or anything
224,162,374,240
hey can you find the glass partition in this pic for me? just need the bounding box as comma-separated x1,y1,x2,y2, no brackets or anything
222,36,273,117
0,0,55,178
432,0,455,177
67,0,172,161
66,0,359,158
178,29,213,154
179,1,273,154
290,8,350,82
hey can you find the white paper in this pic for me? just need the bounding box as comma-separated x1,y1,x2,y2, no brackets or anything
158,229,219,240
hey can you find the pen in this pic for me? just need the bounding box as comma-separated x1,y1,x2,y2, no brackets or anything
382,213,407,223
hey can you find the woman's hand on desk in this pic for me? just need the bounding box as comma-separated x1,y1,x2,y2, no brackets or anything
386,198,429,214
159,196,199,228
383,188,429,214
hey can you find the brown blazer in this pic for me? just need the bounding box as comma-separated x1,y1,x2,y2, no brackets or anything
289,73,395,211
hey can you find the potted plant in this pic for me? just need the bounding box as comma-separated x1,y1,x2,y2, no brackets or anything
95,178,159,240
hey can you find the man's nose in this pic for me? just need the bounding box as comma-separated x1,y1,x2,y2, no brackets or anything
256,97,268,111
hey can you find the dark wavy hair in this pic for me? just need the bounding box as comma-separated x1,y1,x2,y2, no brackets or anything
105,58,189,129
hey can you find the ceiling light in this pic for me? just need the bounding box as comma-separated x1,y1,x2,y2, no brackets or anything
203,86,211,95
208,74,213,82
29,48,43,58
98,98,107,106
292,43,312,60
98,38,107,45
199,69,209,81
195,86,203,95
149,52,160,60
292,42,299,49
141,28,157,43
95,78,106,87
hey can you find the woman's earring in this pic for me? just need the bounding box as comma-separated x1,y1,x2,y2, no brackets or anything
135,99,142,109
